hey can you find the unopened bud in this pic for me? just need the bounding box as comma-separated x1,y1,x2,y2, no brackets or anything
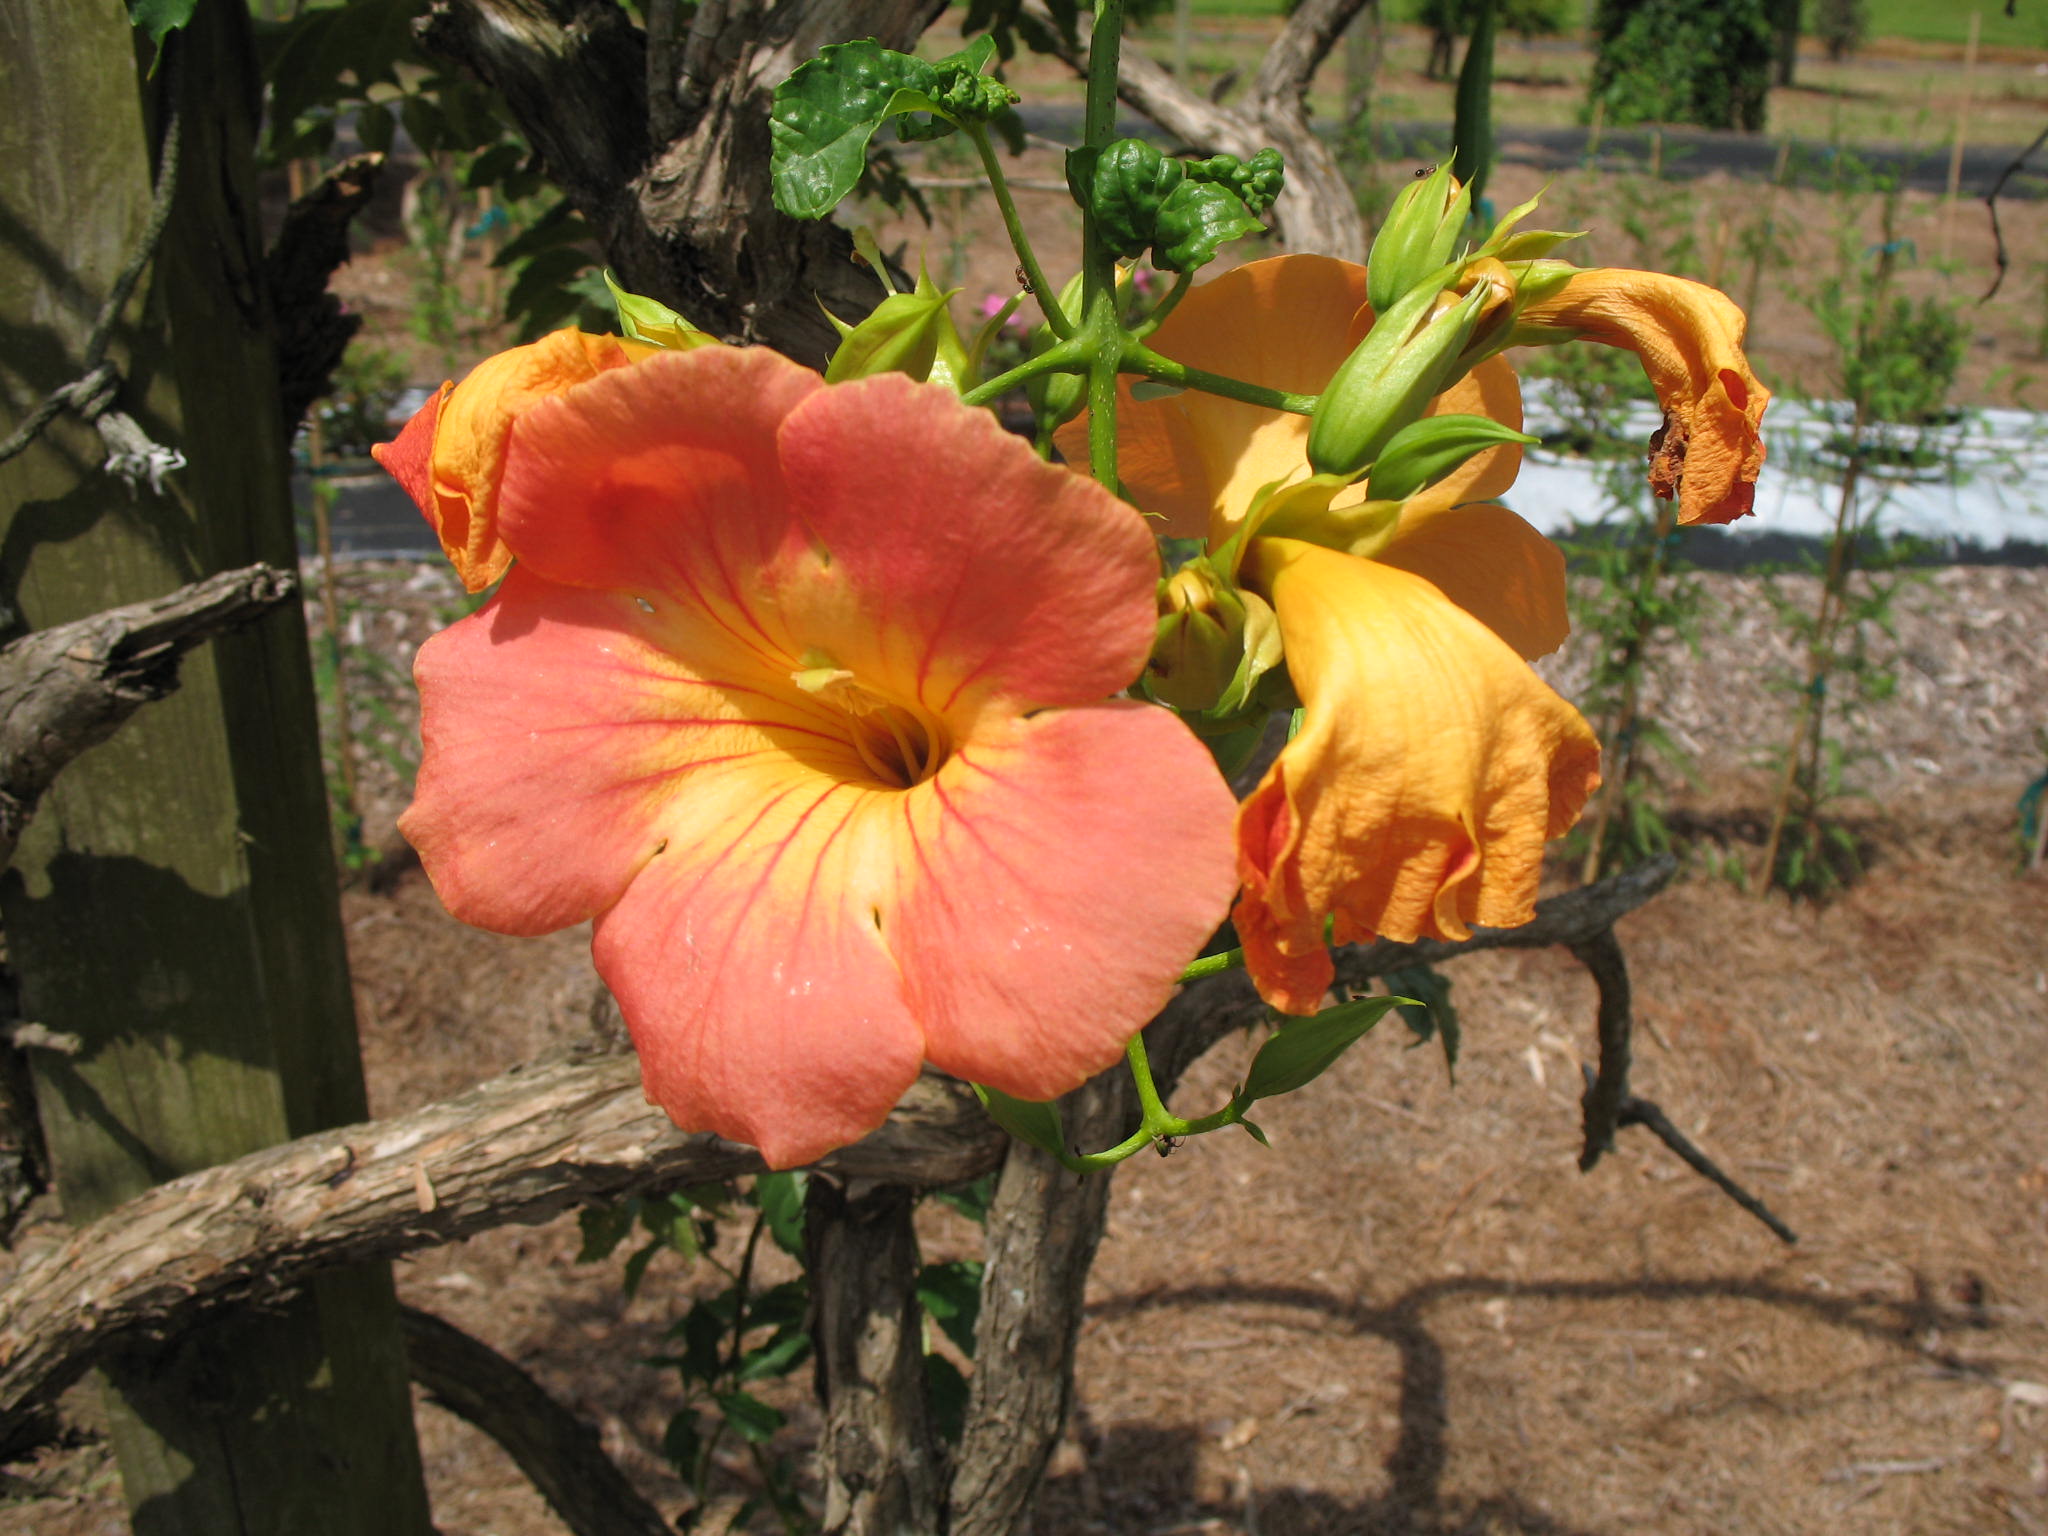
1148,563,1249,713
603,270,715,351
1367,163,1472,315
1365,413,1537,503
1307,279,1490,478
825,265,964,386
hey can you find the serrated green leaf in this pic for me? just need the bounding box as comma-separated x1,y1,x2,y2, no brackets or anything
972,1083,1066,1157
1382,964,1458,1079
1243,996,1406,1102
621,1237,660,1299
714,1390,786,1444
128,0,196,43
1152,180,1265,274
770,42,941,220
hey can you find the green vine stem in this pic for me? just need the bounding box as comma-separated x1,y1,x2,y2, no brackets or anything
968,122,1071,338
1122,341,1319,416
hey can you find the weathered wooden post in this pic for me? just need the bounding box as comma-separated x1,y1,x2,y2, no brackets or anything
0,2,432,1530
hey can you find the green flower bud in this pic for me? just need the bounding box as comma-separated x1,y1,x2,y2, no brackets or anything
1148,563,1250,713
602,269,714,351
1306,278,1490,478
824,264,963,386
1367,162,1473,315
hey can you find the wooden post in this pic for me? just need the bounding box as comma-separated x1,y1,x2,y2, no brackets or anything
1941,9,1982,261
0,4,432,1532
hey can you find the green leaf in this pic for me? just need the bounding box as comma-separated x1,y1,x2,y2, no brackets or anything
638,1192,703,1260
770,42,942,220
925,1351,971,1446
754,1171,808,1257
972,1083,1066,1157
1081,139,1184,261
917,1260,985,1358
1383,963,1460,1083
714,1390,786,1444
129,0,194,71
1242,996,1406,1102
661,1409,703,1477
675,1304,726,1384
1151,180,1265,274
576,1199,640,1263
621,1237,660,1299
736,1330,812,1384
1366,414,1538,503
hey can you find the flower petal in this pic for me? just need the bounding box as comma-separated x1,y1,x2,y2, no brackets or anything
888,702,1239,1099
592,776,926,1169
1057,254,1372,542
1236,538,1600,1013
402,332,658,590
1515,269,1769,525
493,346,823,605
372,379,449,514
1374,502,1569,660
400,566,845,937
777,372,1162,713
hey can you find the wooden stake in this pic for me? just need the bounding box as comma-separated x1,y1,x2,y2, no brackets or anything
1942,9,1982,261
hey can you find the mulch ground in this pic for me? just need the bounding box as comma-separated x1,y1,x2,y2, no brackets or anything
8,556,2046,1536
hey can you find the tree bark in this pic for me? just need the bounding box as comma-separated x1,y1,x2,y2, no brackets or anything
0,564,295,872
417,0,946,368
0,4,432,1529
0,1054,1000,1448
807,1179,943,1534
1027,0,1373,261
401,1304,675,1536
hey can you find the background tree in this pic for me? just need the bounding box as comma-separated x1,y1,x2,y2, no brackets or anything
1590,0,1775,130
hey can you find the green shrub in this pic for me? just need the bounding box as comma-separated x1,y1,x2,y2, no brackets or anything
1589,0,1774,131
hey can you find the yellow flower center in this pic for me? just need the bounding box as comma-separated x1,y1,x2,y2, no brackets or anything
792,651,950,789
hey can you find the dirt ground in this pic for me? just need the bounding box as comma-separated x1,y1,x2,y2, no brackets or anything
8,554,2046,1535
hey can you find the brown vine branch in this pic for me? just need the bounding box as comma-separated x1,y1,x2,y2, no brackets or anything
1980,117,2048,301
0,1053,1002,1447
1611,1090,1799,1245
0,564,298,872
1570,925,1634,1172
267,153,386,440
400,1305,673,1536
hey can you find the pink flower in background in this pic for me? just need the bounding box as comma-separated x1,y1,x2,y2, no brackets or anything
392,345,1238,1166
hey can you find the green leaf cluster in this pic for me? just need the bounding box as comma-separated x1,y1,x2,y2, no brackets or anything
1066,139,1281,274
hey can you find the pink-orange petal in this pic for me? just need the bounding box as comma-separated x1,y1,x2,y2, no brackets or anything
889,702,1239,1100
400,567,827,937
593,779,926,1169
493,346,824,605
777,372,1162,715
373,380,450,517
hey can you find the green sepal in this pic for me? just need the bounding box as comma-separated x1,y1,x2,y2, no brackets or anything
1490,228,1584,262
972,1083,1066,1156
1241,996,1409,1102
1307,273,1488,477
603,269,712,349
1367,160,1472,314
824,265,962,385
1365,414,1537,503
1239,1117,1271,1147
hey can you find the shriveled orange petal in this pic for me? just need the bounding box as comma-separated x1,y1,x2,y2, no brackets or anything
1516,269,1769,525
1234,538,1600,1014
1374,502,1569,661
416,331,660,589
1057,254,1371,541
